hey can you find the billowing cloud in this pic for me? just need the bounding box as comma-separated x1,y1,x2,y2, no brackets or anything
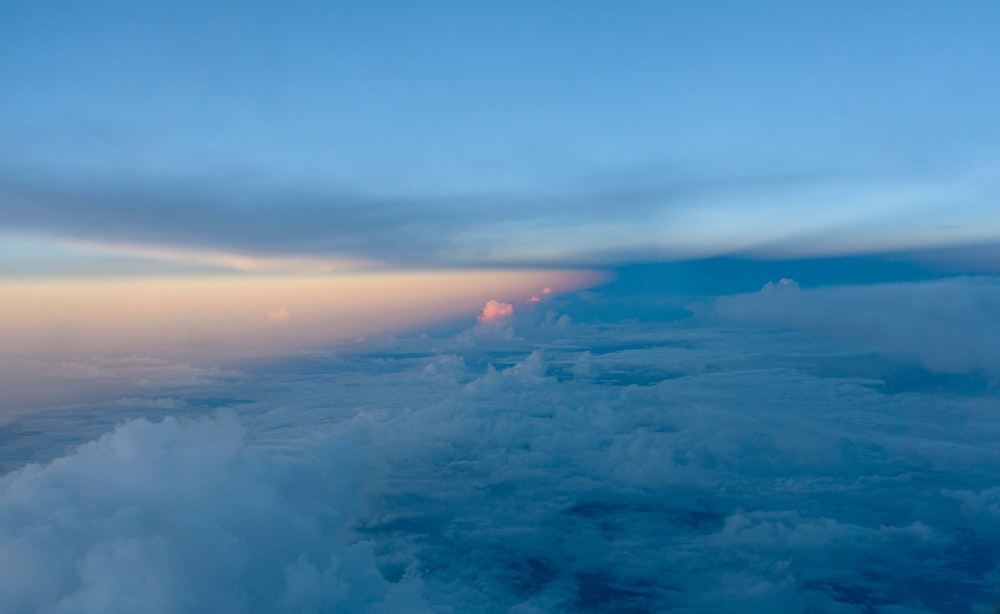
0,411,426,613
713,276,1000,375
477,299,514,324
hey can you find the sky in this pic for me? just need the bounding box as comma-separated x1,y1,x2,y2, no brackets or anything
2,0,1000,273
2,2,1000,613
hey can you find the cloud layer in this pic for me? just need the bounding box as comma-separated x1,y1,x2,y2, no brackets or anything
4,166,1000,271
2,276,999,612
713,276,1000,375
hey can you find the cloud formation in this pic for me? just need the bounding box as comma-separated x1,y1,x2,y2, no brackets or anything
477,299,514,324
713,276,1000,375
0,411,426,613
3,275,1000,612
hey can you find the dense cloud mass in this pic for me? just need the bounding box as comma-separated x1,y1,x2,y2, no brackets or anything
713,276,1000,375
0,411,426,613
2,277,1000,612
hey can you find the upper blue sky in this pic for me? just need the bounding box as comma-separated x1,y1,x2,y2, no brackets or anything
2,1,999,272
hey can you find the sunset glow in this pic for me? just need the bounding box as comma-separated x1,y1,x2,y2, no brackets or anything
0,270,602,358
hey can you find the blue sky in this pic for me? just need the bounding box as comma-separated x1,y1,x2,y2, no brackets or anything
2,1,1000,270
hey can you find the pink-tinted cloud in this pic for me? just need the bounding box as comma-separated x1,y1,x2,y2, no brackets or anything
542,287,552,294
477,300,514,324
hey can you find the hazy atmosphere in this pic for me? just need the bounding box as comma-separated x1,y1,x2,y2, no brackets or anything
2,2,999,612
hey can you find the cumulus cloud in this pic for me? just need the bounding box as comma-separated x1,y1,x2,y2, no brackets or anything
0,411,426,613
477,299,514,324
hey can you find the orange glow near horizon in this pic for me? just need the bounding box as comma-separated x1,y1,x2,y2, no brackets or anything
0,269,606,359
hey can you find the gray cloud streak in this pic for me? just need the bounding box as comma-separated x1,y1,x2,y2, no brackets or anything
0,168,830,268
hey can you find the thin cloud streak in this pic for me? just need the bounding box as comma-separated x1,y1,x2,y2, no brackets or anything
63,239,382,275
